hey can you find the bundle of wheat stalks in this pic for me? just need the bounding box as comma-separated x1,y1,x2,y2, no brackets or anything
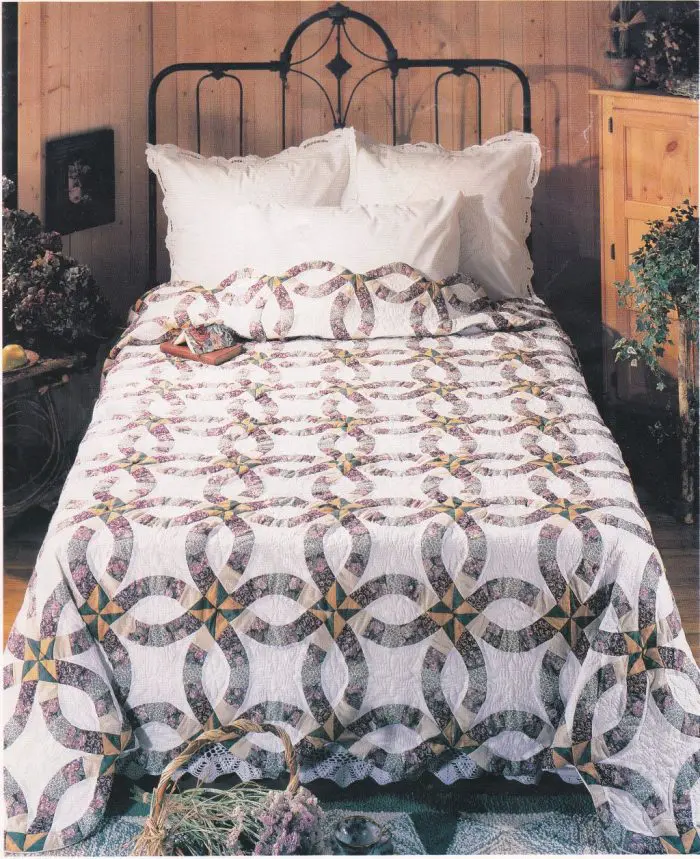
132,720,325,856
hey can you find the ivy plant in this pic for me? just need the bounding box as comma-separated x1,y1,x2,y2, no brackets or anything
614,200,698,521
613,200,698,389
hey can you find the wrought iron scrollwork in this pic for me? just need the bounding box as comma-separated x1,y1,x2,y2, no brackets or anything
277,2,401,143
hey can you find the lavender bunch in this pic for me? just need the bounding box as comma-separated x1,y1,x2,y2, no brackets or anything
135,783,325,856
252,787,326,856
223,807,248,855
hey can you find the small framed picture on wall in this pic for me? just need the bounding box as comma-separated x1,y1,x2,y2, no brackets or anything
45,129,115,234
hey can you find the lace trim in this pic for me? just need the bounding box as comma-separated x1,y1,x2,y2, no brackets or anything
181,742,582,790
146,129,352,178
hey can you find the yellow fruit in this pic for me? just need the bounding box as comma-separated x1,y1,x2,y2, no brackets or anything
3,344,28,371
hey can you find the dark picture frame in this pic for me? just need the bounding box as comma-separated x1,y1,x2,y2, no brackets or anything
45,129,115,234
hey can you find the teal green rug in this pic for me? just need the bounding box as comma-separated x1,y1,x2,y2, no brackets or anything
48,775,612,855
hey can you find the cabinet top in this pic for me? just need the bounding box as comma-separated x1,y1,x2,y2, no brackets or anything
590,88,698,112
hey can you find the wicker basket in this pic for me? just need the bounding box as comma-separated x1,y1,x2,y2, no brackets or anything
133,719,299,856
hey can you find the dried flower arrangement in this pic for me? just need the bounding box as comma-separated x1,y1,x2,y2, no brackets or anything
133,720,326,856
2,177,113,356
134,783,325,856
614,201,699,522
635,2,699,95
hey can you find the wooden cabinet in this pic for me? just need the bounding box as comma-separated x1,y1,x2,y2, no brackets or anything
592,89,698,404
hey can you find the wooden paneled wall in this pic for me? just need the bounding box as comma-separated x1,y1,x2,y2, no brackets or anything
18,3,152,318
18,1,614,319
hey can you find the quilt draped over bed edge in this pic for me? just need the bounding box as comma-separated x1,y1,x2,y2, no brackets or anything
4,280,700,854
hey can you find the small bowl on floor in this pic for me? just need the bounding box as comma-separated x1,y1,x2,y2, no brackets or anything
333,814,391,855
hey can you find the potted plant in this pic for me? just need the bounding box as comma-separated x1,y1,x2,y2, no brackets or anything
2,177,113,361
606,2,646,90
634,3,699,97
613,201,699,523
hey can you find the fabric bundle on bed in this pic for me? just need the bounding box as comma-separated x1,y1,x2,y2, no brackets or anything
4,269,700,853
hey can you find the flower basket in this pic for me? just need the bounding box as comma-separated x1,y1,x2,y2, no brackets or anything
133,719,324,856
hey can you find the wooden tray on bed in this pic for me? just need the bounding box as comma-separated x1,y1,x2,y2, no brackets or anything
160,341,243,365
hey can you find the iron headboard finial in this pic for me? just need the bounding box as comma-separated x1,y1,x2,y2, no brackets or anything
277,1,401,141
148,2,531,286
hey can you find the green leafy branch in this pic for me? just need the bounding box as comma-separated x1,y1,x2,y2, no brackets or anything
613,200,698,390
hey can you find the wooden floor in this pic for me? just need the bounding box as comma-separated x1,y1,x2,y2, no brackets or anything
3,503,698,660
644,504,699,660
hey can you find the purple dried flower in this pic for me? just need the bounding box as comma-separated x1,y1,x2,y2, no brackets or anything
224,807,248,854
251,788,325,855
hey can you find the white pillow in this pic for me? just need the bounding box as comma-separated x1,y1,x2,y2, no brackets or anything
347,131,541,300
166,196,463,286
146,129,355,273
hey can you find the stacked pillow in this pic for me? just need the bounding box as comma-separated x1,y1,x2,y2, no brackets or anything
346,131,541,300
155,196,463,286
147,126,541,310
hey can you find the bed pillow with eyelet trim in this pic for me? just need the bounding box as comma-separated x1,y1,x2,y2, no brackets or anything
346,131,541,300
146,128,356,275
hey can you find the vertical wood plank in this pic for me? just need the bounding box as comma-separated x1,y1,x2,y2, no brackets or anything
521,1,546,284
174,3,198,155
501,0,523,135
541,1,569,293
108,4,134,305
18,3,42,216
152,2,178,149
396,2,433,143
477,2,504,142
345,2,395,144
446,2,479,149
67,3,99,278
563,1,592,261
128,4,152,303
152,2,178,284
41,3,63,250
589,0,617,275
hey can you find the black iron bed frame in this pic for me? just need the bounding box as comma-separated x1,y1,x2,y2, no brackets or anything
148,2,532,286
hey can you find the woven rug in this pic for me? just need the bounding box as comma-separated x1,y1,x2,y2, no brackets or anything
47,775,612,855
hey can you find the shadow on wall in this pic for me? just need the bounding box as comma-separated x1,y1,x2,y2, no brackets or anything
600,335,683,508
525,61,609,336
530,158,604,406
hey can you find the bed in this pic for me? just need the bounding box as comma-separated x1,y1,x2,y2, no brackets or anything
5,5,700,854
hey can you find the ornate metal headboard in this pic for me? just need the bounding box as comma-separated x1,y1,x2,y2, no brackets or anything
148,2,531,286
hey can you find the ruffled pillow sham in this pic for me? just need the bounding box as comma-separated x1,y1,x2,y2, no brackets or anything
346,131,542,301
